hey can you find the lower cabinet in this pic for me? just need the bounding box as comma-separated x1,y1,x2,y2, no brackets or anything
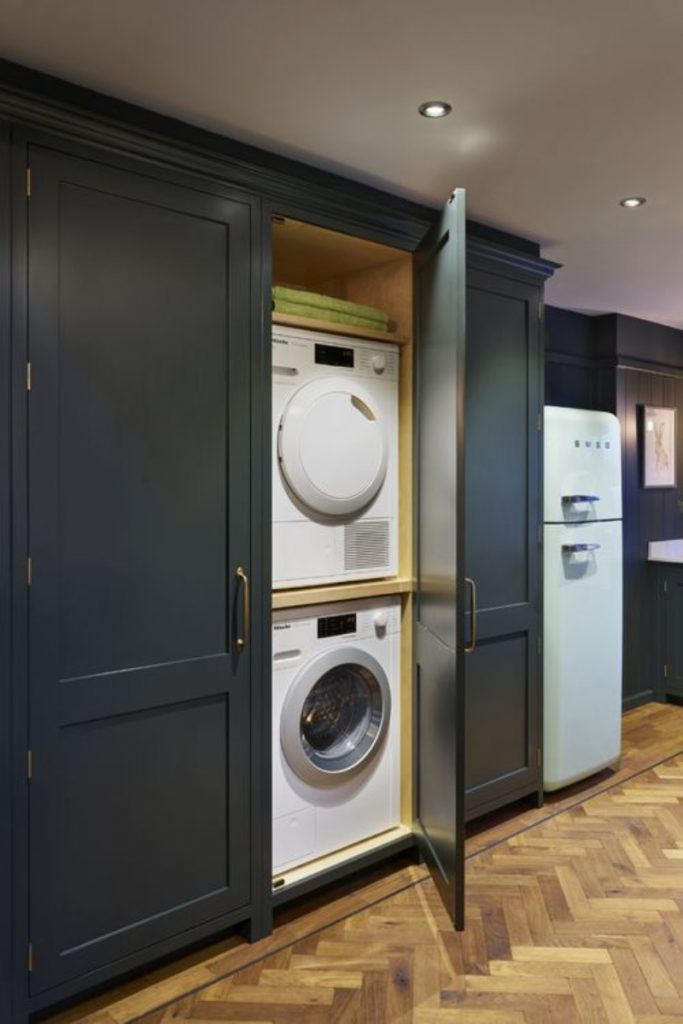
22,142,258,1004
658,566,683,700
463,241,554,820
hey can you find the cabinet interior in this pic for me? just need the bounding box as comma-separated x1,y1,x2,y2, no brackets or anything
271,217,416,885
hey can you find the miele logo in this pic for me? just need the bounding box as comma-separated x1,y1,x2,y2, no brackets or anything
273,336,289,346
273,623,292,631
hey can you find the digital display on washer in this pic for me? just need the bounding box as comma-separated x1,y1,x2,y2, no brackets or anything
315,343,354,368
317,613,357,638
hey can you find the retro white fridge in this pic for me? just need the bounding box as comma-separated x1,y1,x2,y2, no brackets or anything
543,406,623,791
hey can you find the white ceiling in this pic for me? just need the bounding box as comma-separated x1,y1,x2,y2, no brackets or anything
1,0,682,326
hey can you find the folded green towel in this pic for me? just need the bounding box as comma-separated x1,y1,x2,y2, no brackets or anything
274,298,389,332
272,285,389,327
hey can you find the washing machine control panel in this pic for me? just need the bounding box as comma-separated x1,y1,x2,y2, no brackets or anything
317,613,357,639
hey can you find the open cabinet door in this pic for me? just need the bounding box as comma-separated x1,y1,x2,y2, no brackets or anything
414,189,466,929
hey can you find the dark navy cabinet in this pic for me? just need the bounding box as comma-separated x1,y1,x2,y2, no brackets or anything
0,57,553,1022
2,127,272,1018
25,145,256,998
657,566,683,702
464,241,555,820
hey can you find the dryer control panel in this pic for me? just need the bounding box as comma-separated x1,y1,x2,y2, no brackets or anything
273,327,398,382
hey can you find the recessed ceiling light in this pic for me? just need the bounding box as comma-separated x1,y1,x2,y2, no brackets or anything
619,196,646,208
418,101,452,119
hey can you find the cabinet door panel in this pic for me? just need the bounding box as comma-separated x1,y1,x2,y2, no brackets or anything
663,571,683,695
464,269,541,818
465,633,529,795
414,189,466,929
27,146,252,993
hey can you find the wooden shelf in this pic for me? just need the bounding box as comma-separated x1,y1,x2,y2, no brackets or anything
272,576,415,610
272,311,406,345
272,824,414,891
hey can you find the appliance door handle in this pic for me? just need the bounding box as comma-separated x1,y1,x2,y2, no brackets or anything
235,566,250,651
562,543,601,553
465,577,477,654
562,494,600,504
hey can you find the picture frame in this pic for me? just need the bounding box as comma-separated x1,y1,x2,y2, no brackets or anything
642,405,677,488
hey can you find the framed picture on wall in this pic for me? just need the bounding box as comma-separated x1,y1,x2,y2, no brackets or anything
642,405,677,488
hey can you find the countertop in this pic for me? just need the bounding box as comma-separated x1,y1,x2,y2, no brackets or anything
648,539,683,563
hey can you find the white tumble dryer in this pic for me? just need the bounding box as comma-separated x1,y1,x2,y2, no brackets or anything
272,325,399,588
272,596,401,876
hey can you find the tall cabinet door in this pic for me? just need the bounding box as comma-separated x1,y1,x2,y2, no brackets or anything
464,263,543,819
26,145,253,994
414,190,466,929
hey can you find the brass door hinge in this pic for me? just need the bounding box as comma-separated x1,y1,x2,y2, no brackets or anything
27,749,32,781
26,361,32,392
28,942,33,973
536,746,542,768
664,664,669,678
27,557,32,587
26,167,31,198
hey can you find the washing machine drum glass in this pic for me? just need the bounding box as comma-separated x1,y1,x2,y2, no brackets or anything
278,378,388,517
281,649,391,782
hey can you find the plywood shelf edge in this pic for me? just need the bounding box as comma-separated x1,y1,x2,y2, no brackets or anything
272,576,415,610
272,824,414,892
272,311,408,345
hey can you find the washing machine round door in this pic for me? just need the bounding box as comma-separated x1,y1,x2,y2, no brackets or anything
281,649,391,784
278,378,388,517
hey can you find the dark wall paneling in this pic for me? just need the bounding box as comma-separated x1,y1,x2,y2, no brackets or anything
617,314,683,369
545,306,683,710
617,364,683,708
545,306,605,410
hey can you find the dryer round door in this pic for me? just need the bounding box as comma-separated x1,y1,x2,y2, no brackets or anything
281,648,391,785
277,377,388,517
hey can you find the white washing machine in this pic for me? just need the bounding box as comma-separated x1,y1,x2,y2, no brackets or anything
272,325,399,588
272,596,401,875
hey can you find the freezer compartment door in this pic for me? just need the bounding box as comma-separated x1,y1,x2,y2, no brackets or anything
543,520,622,790
544,406,622,523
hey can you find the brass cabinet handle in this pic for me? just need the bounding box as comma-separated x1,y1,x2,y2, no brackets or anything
235,566,249,651
465,577,477,654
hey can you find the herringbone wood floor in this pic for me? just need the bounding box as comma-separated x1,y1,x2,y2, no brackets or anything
47,702,683,1024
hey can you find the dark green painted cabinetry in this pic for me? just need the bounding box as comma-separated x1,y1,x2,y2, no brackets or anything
464,243,555,820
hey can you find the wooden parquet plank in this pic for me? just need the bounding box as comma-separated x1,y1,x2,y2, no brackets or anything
44,705,683,1024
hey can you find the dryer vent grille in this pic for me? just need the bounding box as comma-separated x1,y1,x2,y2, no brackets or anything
344,521,390,572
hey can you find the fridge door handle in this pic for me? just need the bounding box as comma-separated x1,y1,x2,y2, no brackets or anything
562,494,600,504
562,543,601,553
465,577,477,654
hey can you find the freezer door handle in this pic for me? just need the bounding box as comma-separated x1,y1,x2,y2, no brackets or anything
562,494,600,504
562,543,601,553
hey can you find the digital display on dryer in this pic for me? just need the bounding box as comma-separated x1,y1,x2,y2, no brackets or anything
317,613,357,638
315,343,354,368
